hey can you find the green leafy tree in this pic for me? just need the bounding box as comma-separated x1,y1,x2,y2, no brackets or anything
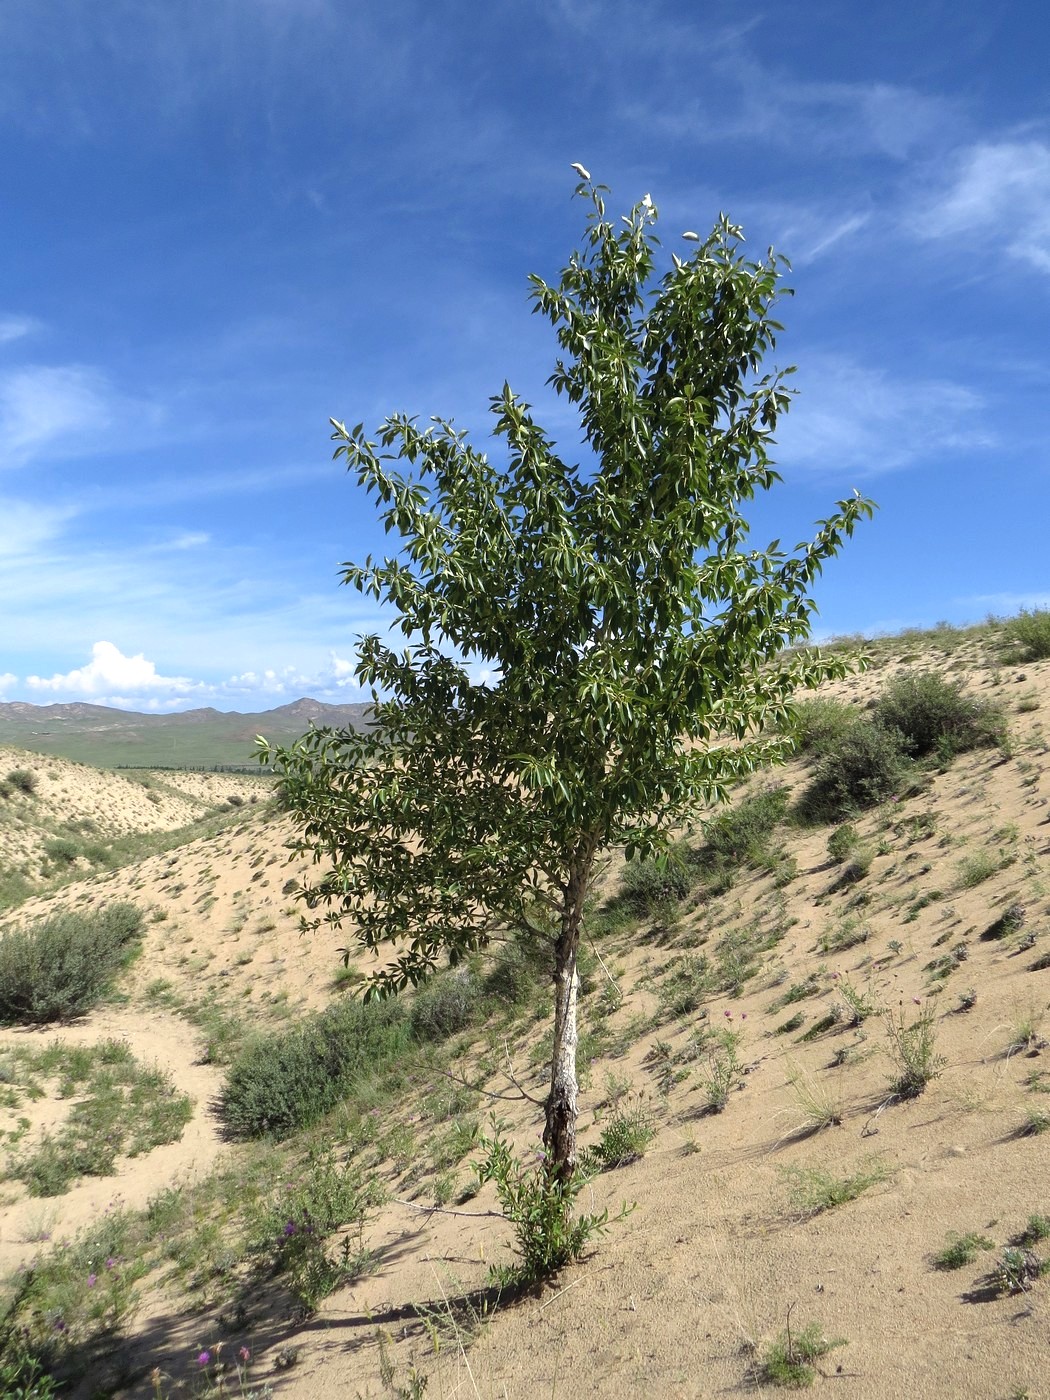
264,180,873,1177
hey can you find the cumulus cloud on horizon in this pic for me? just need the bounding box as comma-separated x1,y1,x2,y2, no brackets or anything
19,641,369,711
26,640,201,699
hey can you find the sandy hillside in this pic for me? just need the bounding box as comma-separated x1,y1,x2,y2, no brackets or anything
0,625,1048,1400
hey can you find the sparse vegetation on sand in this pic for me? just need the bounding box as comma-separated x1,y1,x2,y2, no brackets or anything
0,613,1049,1396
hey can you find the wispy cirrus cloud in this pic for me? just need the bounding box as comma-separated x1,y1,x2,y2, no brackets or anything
0,363,165,469
774,353,990,476
916,140,1050,274
0,498,75,557
0,314,39,345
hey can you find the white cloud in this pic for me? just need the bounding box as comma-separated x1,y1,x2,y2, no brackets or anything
0,315,38,345
165,531,211,550
963,591,1050,614
0,498,73,557
775,354,990,476
917,141,1050,275
26,641,201,699
0,363,165,469
0,672,16,696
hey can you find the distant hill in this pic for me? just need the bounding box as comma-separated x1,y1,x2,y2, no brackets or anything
0,698,372,769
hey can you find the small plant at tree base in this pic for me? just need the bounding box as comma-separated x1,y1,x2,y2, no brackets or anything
885,1003,945,1099
932,1231,994,1270
0,1345,58,1399
472,1128,618,1287
758,1312,845,1388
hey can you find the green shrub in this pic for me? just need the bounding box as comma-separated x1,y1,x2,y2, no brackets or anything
759,1320,845,1388
219,996,413,1139
933,1231,994,1270
42,838,81,867
786,698,863,756
6,769,37,796
619,847,693,916
872,671,1005,757
472,1129,614,1286
409,968,479,1040
247,1146,382,1309
1002,608,1050,662
697,786,790,870
482,933,552,1005
592,1101,655,1169
0,904,144,1025
796,719,909,823
827,824,858,863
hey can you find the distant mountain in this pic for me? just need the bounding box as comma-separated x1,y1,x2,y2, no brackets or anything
0,698,373,769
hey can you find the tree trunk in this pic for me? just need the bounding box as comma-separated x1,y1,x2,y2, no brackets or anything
543,854,591,1178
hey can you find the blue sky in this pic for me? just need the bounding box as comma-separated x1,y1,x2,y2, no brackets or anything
1,0,1048,712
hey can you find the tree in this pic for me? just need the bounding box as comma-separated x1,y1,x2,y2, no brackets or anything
264,181,873,1178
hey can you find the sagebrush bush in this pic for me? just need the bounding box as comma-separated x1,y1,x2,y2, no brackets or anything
6,768,36,796
872,671,1005,757
409,967,480,1040
698,785,790,870
618,847,693,916
797,719,909,823
219,996,413,1139
1002,608,1050,662
0,904,144,1024
786,697,863,756
482,932,552,1004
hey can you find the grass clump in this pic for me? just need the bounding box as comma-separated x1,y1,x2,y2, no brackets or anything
1001,608,1050,662
758,1316,845,1388
872,671,1006,758
0,904,144,1025
783,1159,890,1217
246,1145,383,1309
696,785,791,875
932,1231,994,1270
219,996,414,1139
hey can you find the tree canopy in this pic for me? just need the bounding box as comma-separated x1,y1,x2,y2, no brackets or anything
264,180,873,1174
